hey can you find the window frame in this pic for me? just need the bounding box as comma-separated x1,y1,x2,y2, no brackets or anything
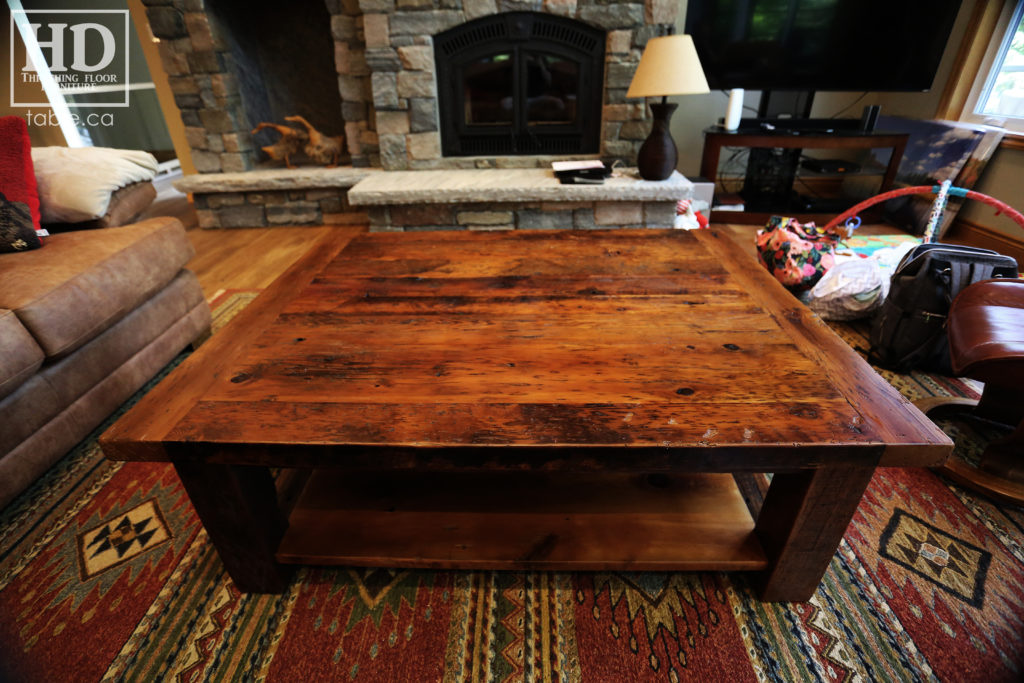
939,0,1024,146
961,0,1024,132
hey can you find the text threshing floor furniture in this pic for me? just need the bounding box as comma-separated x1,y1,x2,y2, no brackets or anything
99,228,952,602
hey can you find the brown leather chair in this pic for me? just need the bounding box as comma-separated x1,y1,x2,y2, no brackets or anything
917,278,1024,505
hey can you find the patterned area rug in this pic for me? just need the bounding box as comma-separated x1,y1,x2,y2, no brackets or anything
842,232,920,257
1,291,1022,682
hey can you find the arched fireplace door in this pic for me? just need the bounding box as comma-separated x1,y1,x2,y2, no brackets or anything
434,12,606,157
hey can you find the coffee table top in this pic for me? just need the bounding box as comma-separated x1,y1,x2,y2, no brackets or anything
101,228,951,469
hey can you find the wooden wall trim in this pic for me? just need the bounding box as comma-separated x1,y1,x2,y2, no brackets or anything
946,216,1024,266
1000,135,1024,152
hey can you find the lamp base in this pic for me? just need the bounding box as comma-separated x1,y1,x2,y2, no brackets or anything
637,102,678,181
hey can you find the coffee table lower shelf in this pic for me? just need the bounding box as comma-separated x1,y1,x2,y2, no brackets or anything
275,470,768,572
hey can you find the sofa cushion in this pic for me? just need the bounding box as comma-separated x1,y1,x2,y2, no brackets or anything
101,181,158,227
0,217,195,359
0,308,44,400
0,373,61,460
43,270,204,408
0,270,206,457
0,296,211,508
45,181,158,233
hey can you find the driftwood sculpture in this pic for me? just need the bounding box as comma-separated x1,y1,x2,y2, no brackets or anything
251,121,306,168
251,116,345,168
285,115,345,167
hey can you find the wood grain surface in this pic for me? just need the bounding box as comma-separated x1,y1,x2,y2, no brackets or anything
100,227,361,461
277,470,768,571
102,228,950,467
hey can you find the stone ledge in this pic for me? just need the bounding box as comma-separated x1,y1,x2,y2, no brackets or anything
348,168,693,205
175,166,379,193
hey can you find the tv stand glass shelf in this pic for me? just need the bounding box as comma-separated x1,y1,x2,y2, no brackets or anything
700,125,909,225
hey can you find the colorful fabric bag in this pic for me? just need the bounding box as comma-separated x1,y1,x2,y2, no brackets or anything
756,216,843,291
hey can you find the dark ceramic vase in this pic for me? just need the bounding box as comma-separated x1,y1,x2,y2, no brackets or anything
636,102,678,181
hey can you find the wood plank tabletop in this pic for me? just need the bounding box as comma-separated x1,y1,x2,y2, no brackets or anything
100,228,951,469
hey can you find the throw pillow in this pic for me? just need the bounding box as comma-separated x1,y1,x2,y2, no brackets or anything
0,116,42,253
32,146,158,224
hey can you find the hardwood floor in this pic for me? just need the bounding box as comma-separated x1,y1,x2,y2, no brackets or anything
142,179,361,299
186,225,363,300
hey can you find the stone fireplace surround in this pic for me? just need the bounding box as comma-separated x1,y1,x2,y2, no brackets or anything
144,0,684,229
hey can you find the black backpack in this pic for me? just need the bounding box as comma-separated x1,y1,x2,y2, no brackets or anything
869,243,1019,374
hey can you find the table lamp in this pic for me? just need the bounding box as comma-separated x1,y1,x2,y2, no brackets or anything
626,34,710,180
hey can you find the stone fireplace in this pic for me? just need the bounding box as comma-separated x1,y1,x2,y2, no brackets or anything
204,0,348,167
143,0,688,229
145,0,676,171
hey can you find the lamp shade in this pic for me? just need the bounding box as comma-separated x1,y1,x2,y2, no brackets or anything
626,34,710,98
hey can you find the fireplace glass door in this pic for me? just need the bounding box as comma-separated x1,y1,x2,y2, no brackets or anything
464,54,514,126
524,53,578,125
436,13,605,156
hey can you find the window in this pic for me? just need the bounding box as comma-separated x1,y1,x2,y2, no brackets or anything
960,0,1024,134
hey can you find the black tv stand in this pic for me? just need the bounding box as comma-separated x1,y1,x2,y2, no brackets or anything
735,117,864,134
700,126,909,224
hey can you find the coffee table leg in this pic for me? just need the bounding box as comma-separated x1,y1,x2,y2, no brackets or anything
754,465,876,602
174,461,291,592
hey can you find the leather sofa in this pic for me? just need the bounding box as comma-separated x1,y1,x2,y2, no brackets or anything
0,217,210,508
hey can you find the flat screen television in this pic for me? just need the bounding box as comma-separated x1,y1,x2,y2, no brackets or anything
685,0,962,94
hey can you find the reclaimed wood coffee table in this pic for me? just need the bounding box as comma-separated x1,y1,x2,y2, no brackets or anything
100,228,952,602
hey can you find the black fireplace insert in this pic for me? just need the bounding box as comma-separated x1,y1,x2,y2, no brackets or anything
434,12,605,157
